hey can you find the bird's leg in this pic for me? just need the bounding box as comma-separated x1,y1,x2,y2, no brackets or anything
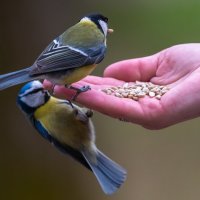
70,85,91,101
51,84,56,95
66,85,91,101
68,100,74,109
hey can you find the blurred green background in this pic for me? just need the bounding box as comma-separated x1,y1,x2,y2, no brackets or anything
1,0,200,200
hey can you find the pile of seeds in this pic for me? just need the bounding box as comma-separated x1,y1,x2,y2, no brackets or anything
102,81,170,101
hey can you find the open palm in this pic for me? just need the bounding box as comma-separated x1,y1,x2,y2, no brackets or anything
50,43,200,129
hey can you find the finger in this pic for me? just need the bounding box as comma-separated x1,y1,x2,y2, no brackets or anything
81,76,125,86
104,54,159,82
43,79,53,90
54,84,145,124
53,76,127,100
43,76,126,94
53,80,103,101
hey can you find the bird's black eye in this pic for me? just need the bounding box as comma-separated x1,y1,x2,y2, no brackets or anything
103,17,108,23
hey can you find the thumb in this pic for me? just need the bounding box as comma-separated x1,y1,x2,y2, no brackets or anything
104,55,159,82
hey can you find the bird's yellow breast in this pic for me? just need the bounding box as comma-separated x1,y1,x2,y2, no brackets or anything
63,64,96,85
34,97,91,149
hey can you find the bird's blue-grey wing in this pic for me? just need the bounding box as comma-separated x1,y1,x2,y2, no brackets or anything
30,39,106,75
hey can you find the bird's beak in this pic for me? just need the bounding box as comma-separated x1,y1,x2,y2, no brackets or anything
108,28,114,34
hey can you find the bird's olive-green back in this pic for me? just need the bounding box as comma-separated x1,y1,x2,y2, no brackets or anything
60,20,105,48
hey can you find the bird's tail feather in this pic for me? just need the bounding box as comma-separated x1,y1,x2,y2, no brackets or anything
82,149,127,195
0,67,34,90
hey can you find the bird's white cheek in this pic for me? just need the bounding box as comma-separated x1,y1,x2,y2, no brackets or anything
98,20,108,37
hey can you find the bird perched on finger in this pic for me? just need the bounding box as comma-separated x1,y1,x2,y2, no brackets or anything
17,81,126,195
0,13,113,97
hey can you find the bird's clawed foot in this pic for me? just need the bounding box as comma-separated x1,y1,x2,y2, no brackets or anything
66,85,91,101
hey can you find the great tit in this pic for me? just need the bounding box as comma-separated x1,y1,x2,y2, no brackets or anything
17,81,126,195
0,13,113,93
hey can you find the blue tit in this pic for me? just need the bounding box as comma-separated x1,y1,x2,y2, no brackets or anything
17,81,126,195
0,13,113,92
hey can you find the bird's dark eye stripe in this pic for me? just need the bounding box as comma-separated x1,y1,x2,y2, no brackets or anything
21,88,43,97
29,88,43,94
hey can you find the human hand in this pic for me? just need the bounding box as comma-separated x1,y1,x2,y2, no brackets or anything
44,43,200,129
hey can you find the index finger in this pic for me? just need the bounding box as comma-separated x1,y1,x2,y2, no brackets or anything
55,84,145,124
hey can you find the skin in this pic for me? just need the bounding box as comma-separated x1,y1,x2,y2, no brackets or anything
44,43,200,130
